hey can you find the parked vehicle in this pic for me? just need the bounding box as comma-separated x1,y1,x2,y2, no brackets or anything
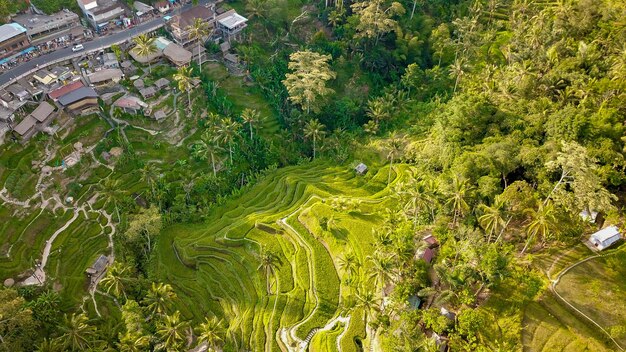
72,44,85,52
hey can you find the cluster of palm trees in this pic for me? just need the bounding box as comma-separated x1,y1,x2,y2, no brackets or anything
43,279,228,352
395,171,560,253
191,109,263,176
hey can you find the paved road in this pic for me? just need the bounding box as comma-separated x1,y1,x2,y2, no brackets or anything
0,18,165,87
0,0,208,87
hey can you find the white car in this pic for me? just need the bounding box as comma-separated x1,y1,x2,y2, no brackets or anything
71,44,84,52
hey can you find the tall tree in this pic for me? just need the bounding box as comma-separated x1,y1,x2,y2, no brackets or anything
58,313,96,351
143,282,177,318
385,136,403,185
478,197,508,243
100,262,131,299
192,131,222,176
367,252,394,297
215,118,241,164
195,316,225,350
282,51,336,114
351,0,405,44
0,288,36,351
131,34,157,73
445,175,472,226
173,66,195,109
304,119,326,159
257,246,280,295
155,311,188,352
241,108,262,139
186,18,210,70
522,202,558,255
100,178,125,222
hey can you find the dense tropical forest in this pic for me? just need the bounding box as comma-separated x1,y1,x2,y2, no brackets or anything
1,0,626,351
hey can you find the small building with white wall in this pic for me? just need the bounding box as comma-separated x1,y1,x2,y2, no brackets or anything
589,226,621,251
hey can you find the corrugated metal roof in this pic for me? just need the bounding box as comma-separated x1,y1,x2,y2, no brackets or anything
58,87,98,106
0,23,27,43
30,101,55,122
49,80,84,100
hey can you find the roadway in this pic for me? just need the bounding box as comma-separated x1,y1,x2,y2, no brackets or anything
0,0,208,87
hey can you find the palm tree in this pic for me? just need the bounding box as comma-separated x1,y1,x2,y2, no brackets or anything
366,98,391,124
367,252,394,297
521,202,558,255
195,316,225,350
398,175,431,230
215,118,241,164
156,311,188,352
337,251,361,284
445,175,471,227
131,34,157,73
241,108,261,139
143,282,177,318
100,178,125,222
36,338,64,352
140,163,159,196
192,131,222,176
58,313,96,351
478,197,508,243
186,18,210,70
449,58,465,93
257,246,280,294
118,332,150,352
355,287,381,330
304,119,326,159
100,262,131,299
385,135,403,185
173,66,194,109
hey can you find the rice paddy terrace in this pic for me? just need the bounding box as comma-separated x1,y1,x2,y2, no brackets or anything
153,161,405,351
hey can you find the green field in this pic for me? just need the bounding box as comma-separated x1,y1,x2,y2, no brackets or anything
152,161,402,350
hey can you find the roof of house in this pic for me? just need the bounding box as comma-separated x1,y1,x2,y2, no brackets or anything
216,10,248,29
103,52,118,63
154,77,170,88
50,66,71,77
0,23,27,43
153,110,166,120
163,43,192,65
134,1,154,13
155,0,169,8
33,70,57,85
114,95,146,109
440,307,456,320
417,248,434,263
408,295,421,310
591,226,621,243
170,5,214,29
12,10,79,35
355,163,367,172
30,101,55,122
58,87,98,106
6,84,29,98
89,255,108,273
88,68,123,83
13,115,36,136
423,234,438,246
139,86,157,97
49,80,84,100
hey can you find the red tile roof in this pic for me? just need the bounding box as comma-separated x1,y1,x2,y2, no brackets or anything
48,80,84,100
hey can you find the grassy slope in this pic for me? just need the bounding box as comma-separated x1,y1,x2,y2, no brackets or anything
152,161,401,350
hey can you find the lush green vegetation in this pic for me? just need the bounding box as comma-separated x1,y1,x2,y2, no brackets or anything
1,0,626,350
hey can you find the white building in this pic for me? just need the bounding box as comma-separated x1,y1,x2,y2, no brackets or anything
589,226,621,251
77,0,125,30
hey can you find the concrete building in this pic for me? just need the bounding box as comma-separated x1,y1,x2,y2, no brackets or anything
216,9,248,42
58,86,99,113
0,23,29,59
12,10,80,44
48,80,84,101
167,5,215,47
88,68,123,85
589,226,621,251
77,0,125,30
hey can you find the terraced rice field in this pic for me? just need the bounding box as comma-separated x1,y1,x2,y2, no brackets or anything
153,161,404,351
